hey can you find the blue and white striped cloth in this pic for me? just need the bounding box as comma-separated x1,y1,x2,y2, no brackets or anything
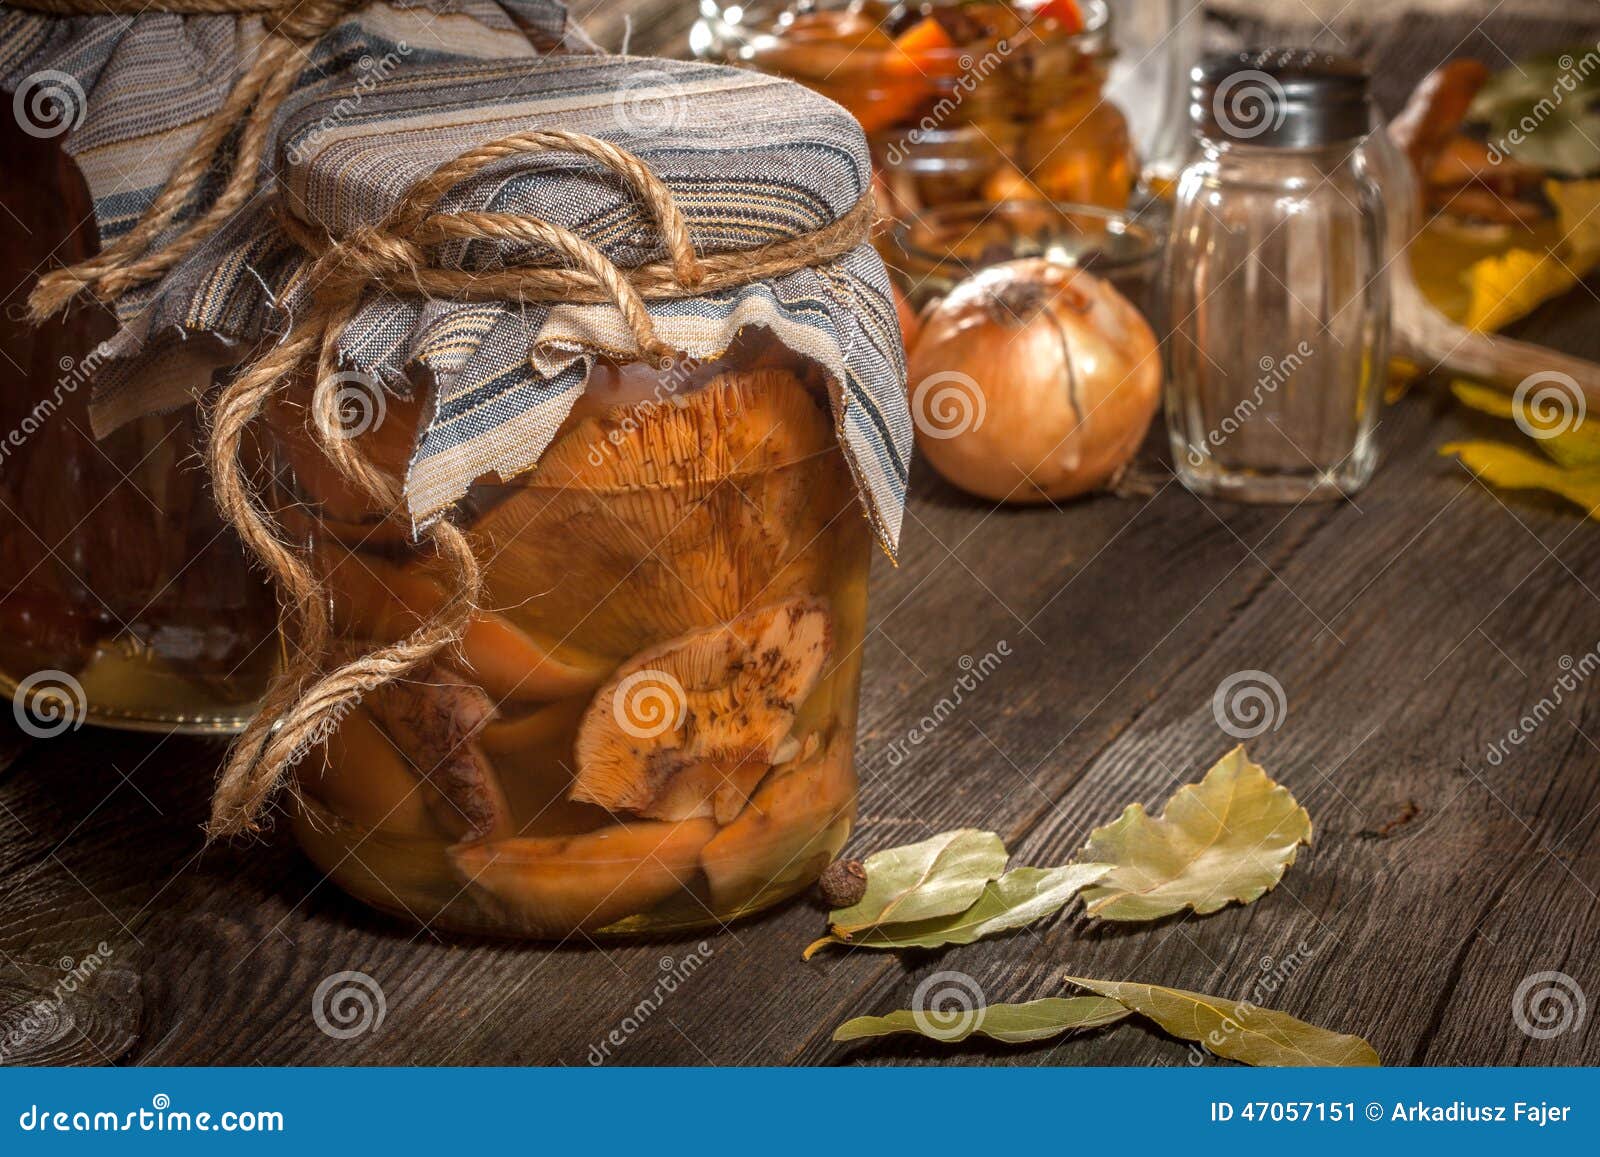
93,52,911,550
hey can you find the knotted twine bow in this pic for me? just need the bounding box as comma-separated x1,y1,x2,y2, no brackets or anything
15,0,366,320
205,127,875,835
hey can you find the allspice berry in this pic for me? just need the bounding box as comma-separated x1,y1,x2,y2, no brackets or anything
818,858,868,908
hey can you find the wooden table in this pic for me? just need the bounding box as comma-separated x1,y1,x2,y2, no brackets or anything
3,7,1599,1069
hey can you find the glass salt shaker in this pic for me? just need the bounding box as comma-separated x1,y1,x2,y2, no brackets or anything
1166,49,1390,503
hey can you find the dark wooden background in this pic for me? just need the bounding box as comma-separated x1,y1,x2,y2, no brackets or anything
2,5,1599,1067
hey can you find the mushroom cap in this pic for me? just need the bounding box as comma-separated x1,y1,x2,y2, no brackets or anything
364,665,511,841
571,596,834,822
303,706,442,839
315,543,613,704
470,367,848,658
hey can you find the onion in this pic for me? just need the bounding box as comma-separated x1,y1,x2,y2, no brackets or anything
906,258,1161,503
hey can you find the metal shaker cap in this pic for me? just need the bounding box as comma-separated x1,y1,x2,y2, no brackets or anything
1191,48,1371,147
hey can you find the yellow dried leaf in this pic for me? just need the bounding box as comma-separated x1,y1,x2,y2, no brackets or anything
1443,440,1600,518
1450,382,1600,468
1077,747,1311,922
1548,178,1600,259
1462,247,1581,333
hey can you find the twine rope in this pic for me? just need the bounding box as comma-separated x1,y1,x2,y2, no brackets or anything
203,128,875,835
20,0,366,320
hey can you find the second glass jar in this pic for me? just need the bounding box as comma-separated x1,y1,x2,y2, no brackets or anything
698,0,1137,216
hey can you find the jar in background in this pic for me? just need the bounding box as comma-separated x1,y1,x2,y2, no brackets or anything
1105,0,1204,198
279,336,869,937
0,116,277,732
696,0,1136,215
893,199,1164,328
1166,51,1390,503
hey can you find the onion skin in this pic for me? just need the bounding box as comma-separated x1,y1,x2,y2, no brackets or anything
907,258,1161,504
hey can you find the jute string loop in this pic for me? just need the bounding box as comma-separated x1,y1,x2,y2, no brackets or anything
203,128,875,836
16,0,366,320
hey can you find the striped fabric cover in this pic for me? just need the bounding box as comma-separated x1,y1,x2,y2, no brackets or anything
95,54,912,552
0,0,573,316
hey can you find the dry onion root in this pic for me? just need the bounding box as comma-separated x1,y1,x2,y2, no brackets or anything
906,258,1161,503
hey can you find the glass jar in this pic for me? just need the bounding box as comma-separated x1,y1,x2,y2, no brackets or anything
892,199,1164,326
1166,51,1390,503
279,336,870,937
696,0,1136,216
1104,0,1204,198
0,116,277,732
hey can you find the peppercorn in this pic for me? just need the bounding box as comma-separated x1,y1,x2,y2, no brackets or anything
818,858,868,908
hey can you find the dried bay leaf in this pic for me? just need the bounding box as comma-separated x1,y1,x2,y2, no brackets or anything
810,864,1111,955
1443,439,1600,517
1451,381,1600,468
1470,54,1600,177
1065,977,1380,1067
1462,246,1582,334
1079,746,1311,921
826,828,1007,936
834,996,1130,1045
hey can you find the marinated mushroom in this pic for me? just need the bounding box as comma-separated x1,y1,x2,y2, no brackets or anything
365,666,511,841
571,596,834,823
700,734,856,912
472,369,839,657
318,545,613,703
304,706,441,838
451,818,717,935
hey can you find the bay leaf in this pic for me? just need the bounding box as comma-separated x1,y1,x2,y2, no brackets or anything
834,996,1129,1045
1451,381,1600,469
1548,178,1600,260
1462,246,1582,334
827,828,1008,936
810,864,1110,955
1442,439,1600,518
1065,977,1380,1067
1078,746,1312,921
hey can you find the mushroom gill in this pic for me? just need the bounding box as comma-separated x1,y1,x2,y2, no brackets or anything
571,596,834,823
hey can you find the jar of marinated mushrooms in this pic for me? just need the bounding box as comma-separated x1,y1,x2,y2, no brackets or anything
0,0,572,732
697,0,1136,217
104,54,910,938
